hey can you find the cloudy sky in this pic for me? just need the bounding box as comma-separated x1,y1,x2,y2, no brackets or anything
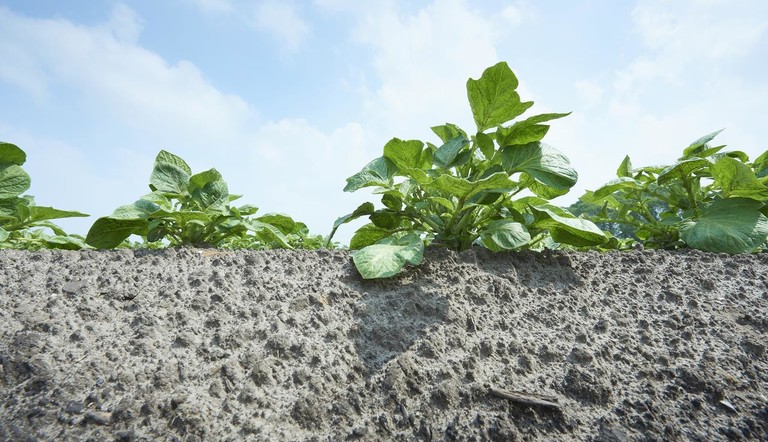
1,0,766,244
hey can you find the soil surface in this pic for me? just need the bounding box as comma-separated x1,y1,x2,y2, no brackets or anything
1,247,767,441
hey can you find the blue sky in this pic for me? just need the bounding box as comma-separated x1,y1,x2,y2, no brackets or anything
1,0,767,244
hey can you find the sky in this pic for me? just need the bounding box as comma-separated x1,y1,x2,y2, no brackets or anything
1,0,767,245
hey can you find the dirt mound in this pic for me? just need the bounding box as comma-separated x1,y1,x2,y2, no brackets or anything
1,248,766,440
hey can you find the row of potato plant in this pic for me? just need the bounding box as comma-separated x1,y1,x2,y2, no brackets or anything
1,62,766,279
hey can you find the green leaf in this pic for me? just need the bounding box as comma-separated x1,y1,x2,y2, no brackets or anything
189,168,228,209
657,158,711,185
0,197,22,218
593,177,642,198
351,233,424,279
429,196,455,211
344,157,397,192
0,142,26,166
155,150,192,175
680,198,768,253
150,151,191,194
527,177,570,199
332,202,375,230
370,210,405,229
529,206,606,246
711,156,768,199
433,136,469,169
86,217,147,249
479,219,531,251
475,132,496,161
682,129,724,158
43,235,88,250
617,155,633,177
467,62,533,132
349,223,392,249
149,209,211,225
383,138,425,172
752,149,768,178
28,206,88,222
110,199,162,219
428,172,515,200
235,204,259,216
431,124,466,143
381,193,403,211
497,113,570,146
0,227,8,242
249,220,293,249
255,213,296,234
0,164,31,199
502,142,577,190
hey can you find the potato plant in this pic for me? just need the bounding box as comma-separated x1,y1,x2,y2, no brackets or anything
85,150,321,249
0,142,88,250
329,62,605,278
579,130,768,253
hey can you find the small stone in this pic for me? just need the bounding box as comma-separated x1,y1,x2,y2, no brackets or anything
85,410,112,425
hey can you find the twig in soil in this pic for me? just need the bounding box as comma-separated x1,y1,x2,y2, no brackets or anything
487,385,561,410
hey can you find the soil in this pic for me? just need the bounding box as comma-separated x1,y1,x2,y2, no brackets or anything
0,247,767,441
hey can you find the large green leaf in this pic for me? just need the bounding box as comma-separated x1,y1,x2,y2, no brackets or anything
255,213,297,234
593,177,642,198
155,150,192,175
433,136,469,169
86,217,147,249
0,143,26,166
711,156,768,199
502,142,577,190
479,219,531,251
349,223,392,249
680,198,768,253
150,151,191,194
467,62,533,132
110,199,162,219
497,113,570,147
383,138,425,172
351,233,424,279
28,206,88,222
0,164,31,199
529,206,606,246
657,158,711,185
344,157,397,192
428,172,515,200
189,168,228,209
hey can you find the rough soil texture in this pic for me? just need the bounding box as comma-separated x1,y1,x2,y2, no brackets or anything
0,247,767,441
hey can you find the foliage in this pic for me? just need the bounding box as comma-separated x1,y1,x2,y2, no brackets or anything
579,130,768,253
330,62,605,278
85,150,322,249
0,142,89,250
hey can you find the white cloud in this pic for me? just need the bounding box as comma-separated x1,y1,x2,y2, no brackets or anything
101,3,144,43
0,5,261,153
574,80,604,108
0,4,370,241
249,1,311,50
614,0,768,103
350,0,517,143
